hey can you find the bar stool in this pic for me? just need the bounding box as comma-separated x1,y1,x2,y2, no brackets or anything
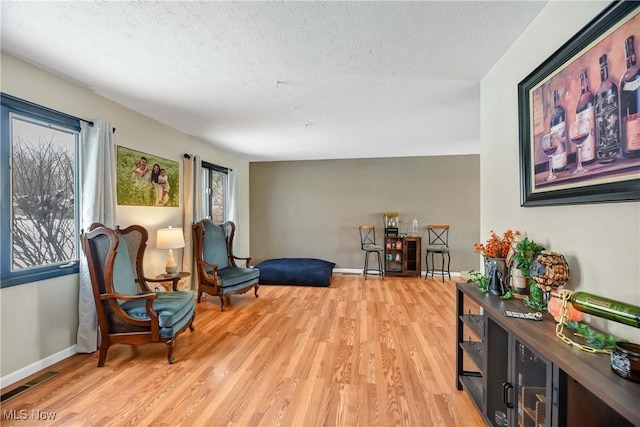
424,224,451,282
358,225,384,280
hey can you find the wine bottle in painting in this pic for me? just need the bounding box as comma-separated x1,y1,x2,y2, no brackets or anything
595,54,620,163
549,89,567,172
575,70,596,165
620,35,640,158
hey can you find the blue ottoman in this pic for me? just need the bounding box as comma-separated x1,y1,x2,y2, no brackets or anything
255,258,335,287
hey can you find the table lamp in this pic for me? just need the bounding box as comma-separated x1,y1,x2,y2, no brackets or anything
156,226,185,275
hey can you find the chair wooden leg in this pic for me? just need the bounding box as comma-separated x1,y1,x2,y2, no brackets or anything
167,340,175,364
197,291,204,303
97,343,109,367
220,295,226,312
254,284,259,298
189,313,195,332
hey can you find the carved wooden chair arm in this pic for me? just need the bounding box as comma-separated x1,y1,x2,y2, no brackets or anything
231,255,252,267
145,277,174,283
100,292,159,328
197,260,221,286
197,259,219,273
100,292,157,301
144,276,182,291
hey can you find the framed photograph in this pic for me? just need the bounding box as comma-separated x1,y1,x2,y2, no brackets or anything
116,146,180,207
518,2,640,207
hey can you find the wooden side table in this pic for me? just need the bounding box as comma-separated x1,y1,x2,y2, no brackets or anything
153,271,190,291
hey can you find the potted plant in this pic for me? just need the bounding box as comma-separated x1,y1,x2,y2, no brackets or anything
474,229,520,297
474,230,520,279
511,237,545,294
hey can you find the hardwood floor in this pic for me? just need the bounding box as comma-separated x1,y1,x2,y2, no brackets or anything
1,275,483,427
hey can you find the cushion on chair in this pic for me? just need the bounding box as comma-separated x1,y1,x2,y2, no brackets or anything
216,266,260,288
217,281,259,296
160,306,196,338
363,244,383,251
255,258,335,287
426,245,450,252
121,290,196,328
202,221,230,269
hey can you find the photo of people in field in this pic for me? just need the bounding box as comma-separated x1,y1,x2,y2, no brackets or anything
116,146,179,207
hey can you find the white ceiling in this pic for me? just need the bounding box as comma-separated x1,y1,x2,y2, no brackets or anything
1,1,546,162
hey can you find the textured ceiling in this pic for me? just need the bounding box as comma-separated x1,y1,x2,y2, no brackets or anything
1,1,546,161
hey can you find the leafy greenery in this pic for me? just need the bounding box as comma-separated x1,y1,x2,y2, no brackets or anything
468,269,514,299
467,270,488,293
512,237,545,280
501,289,514,300
565,321,626,350
524,282,547,311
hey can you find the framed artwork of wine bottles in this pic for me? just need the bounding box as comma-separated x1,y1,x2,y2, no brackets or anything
518,1,640,207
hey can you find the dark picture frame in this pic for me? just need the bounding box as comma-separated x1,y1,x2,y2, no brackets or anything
518,1,640,207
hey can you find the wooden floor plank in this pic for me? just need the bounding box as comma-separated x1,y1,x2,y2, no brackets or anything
1,275,483,426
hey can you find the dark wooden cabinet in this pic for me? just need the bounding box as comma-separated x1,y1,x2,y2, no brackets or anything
456,282,639,427
384,236,421,277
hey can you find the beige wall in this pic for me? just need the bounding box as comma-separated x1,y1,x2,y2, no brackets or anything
250,155,480,272
481,1,640,342
0,52,251,377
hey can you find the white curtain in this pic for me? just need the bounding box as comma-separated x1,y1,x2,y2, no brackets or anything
182,154,202,289
76,120,117,353
227,168,239,225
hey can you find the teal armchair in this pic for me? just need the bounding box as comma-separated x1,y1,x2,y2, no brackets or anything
192,220,259,311
81,225,196,366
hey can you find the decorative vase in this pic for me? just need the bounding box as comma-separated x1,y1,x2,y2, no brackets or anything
511,268,529,295
484,257,508,296
411,218,419,236
484,257,507,279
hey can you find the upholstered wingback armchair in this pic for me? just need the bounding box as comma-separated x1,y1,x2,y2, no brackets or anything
91,223,183,292
192,220,259,311
81,225,196,366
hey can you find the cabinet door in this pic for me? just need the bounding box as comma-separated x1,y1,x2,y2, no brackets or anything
553,366,634,427
485,317,511,426
404,237,420,275
514,339,551,427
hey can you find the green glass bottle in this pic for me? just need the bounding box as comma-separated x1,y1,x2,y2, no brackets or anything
570,292,640,328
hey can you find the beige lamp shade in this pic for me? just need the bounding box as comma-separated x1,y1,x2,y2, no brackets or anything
157,227,185,275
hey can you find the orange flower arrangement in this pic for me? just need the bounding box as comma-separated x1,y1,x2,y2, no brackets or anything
474,229,520,259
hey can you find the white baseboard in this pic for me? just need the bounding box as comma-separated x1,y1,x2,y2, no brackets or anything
333,268,460,277
333,268,365,274
0,345,77,389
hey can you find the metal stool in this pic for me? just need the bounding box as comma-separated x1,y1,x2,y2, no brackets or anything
424,224,451,282
358,225,384,280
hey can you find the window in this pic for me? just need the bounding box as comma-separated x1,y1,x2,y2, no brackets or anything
201,161,228,223
1,94,80,287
